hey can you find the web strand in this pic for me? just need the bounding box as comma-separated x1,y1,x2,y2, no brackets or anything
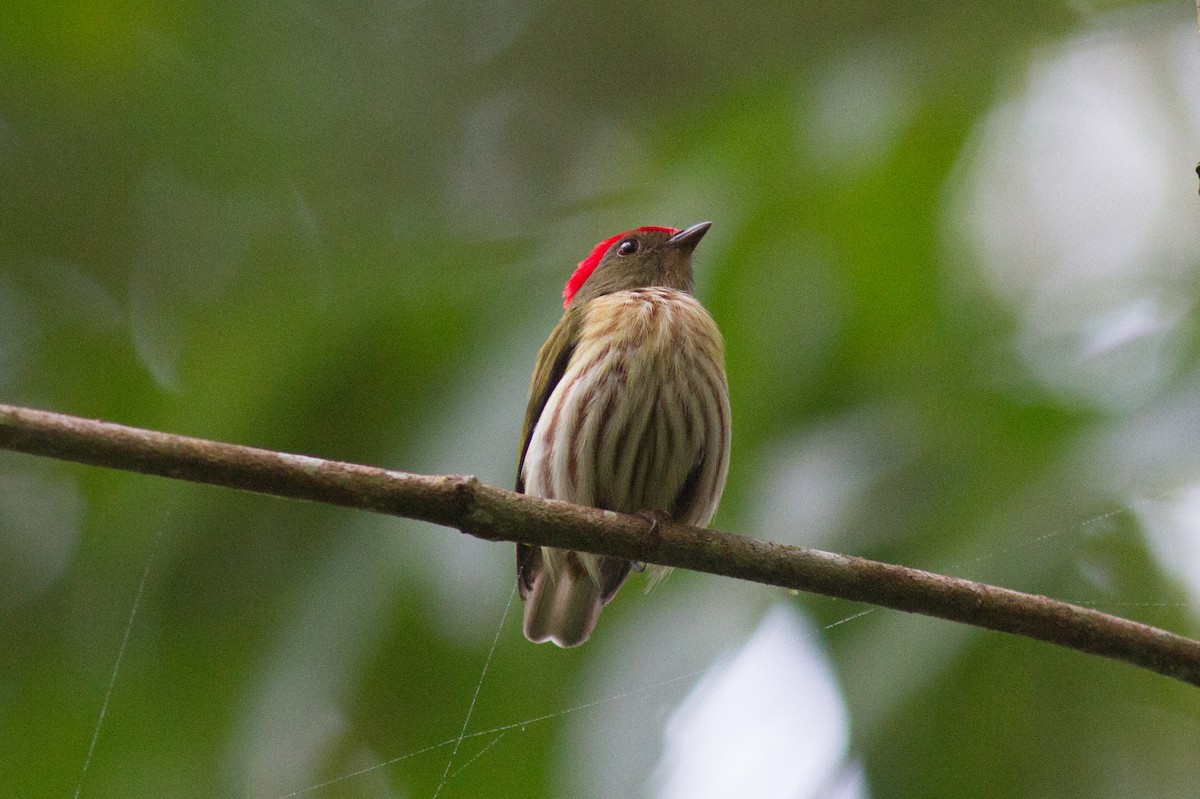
447,732,508,782
277,493,1177,798
430,582,517,799
278,599,879,798
276,665,710,798
72,511,169,799
947,492,1181,574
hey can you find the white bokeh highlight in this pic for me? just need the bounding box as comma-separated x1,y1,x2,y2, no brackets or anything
648,604,865,799
752,408,910,552
1133,486,1200,614
803,39,920,173
952,16,1200,411
0,469,81,607
952,10,1200,619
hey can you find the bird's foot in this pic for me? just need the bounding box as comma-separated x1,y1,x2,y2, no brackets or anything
635,509,673,537
631,510,672,572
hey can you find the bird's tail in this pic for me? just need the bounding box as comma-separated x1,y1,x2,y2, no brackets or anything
522,565,605,648
520,548,631,648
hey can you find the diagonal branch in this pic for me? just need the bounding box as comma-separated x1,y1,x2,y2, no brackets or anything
2,402,1199,686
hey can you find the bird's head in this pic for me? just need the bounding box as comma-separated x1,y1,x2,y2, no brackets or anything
562,221,712,308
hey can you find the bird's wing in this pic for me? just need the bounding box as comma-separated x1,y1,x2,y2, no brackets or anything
516,309,580,597
515,309,580,494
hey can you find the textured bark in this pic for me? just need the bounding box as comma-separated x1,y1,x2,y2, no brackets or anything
3,402,1200,686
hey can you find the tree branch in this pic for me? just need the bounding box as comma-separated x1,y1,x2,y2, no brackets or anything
2,402,1199,686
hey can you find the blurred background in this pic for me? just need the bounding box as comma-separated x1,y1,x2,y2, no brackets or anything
2,0,1200,796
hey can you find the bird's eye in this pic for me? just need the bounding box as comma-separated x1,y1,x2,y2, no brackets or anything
616,239,640,256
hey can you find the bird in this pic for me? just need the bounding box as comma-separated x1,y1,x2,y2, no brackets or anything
515,222,731,647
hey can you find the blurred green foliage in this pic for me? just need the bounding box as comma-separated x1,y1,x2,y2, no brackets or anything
2,1,1199,797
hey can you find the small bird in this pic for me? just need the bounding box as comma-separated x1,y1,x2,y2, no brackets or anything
515,222,731,647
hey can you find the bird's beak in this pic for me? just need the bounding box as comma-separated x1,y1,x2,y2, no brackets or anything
665,221,712,253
